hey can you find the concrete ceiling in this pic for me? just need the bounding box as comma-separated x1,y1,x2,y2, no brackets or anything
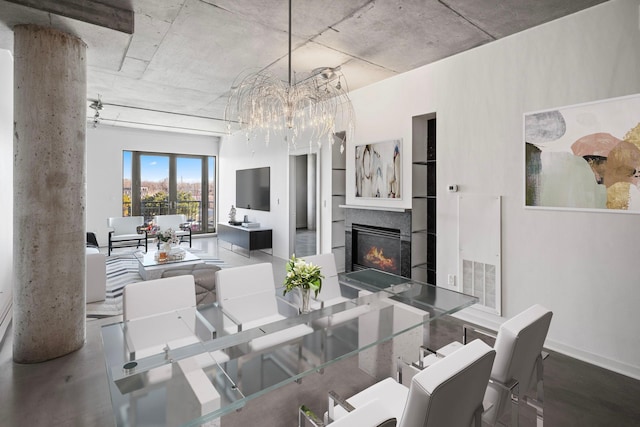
0,0,607,136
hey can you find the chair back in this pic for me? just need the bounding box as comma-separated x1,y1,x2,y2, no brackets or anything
215,263,278,324
123,275,196,321
399,339,495,427
108,216,144,235
491,304,552,391
301,253,341,301
154,214,187,231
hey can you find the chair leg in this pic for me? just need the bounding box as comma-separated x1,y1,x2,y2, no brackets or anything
510,383,520,427
524,355,545,427
473,405,483,427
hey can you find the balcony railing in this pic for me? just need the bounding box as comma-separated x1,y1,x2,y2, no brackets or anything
122,201,206,232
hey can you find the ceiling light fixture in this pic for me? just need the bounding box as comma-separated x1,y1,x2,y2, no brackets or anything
224,0,354,153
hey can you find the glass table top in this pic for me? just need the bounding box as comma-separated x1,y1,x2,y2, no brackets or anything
101,269,478,426
134,249,200,267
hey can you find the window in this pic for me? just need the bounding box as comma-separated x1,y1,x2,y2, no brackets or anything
122,151,217,233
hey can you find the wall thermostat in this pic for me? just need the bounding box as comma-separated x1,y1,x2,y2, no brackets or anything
448,184,458,192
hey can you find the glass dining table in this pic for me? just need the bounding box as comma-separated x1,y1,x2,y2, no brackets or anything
100,269,478,427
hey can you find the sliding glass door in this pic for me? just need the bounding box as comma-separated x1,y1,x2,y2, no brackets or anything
123,151,217,233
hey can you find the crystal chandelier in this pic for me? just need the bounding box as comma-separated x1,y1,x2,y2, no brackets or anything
224,0,354,153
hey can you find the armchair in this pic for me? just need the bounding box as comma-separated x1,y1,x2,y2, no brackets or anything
318,339,496,427
154,214,192,247
215,263,313,352
107,216,147,255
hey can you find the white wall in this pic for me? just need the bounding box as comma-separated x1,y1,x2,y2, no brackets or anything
347,0,640,378
0,50,13,337
221,0,640,379
218,136,293,259
86,125,219,245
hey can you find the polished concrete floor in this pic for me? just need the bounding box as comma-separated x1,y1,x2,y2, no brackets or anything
1,236,639,426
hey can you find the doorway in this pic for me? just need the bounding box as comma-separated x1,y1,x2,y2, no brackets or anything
289,153,318,257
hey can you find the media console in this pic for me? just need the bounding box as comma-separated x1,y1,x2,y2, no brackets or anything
217,223,273,257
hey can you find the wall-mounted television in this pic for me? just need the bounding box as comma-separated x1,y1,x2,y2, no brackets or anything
236,167,270,211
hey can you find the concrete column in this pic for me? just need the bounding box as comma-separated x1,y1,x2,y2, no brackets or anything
13,25,87,363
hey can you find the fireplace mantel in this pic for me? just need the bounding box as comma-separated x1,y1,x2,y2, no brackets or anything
339,204,407,213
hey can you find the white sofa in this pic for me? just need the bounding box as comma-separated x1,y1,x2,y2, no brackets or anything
86,247,106,303
154,214,192,247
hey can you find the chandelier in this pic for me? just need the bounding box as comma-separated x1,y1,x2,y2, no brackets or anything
224,0,354,153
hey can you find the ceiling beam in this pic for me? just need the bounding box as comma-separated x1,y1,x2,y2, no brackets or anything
5,0,134,34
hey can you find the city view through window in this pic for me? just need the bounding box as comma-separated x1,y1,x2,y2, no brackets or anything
122,151,216,234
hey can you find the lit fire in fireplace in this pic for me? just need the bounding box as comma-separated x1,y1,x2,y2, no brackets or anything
364,246,397,271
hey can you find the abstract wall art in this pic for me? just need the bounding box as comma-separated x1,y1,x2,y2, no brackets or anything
525,93,640,213
355,139,401,199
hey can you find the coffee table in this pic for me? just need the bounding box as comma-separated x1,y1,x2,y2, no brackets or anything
135,249,203,280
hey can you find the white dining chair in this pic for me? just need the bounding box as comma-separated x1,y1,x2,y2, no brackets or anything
432,304,553,426
320,339,496,427
215,262,313,352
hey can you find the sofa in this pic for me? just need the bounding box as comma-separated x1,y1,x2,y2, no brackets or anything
86,247,106,303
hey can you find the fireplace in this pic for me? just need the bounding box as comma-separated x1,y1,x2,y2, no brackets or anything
345,208,411,277
353,225,401,275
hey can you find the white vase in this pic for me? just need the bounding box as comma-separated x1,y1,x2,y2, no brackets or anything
162,242,172,254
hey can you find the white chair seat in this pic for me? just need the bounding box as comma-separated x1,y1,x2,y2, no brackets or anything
312,304,370,329
327,400,397,427
110,233,145,241
249,323,313,352
331,377,408,422
223,313,285,335
309,295,350,311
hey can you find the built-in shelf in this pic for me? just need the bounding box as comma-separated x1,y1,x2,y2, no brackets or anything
331,132,347,272
411,115,436,284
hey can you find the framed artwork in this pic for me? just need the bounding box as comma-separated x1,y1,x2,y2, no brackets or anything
525,93,640,213
355,139,402,199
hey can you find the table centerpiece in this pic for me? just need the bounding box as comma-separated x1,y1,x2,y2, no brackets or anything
282,254,323,313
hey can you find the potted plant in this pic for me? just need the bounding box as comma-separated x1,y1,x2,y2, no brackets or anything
282,254,323,313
